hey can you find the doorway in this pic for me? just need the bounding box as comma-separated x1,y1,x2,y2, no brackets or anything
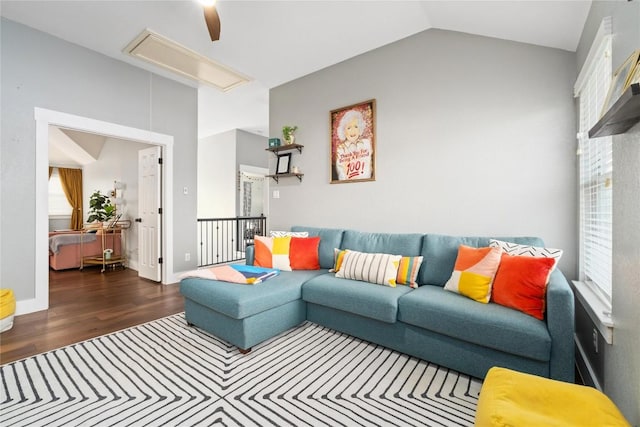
24,108,175,316
239,165,269,218
236,165,269,254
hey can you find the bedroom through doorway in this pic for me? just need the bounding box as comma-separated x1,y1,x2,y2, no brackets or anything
27,108,175,316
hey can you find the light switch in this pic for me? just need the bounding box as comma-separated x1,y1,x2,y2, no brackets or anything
273,190,280,199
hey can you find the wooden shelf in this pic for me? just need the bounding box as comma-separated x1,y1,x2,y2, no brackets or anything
267,173,304,183
589,83,640,138
266,143,304,155
80,226,126,272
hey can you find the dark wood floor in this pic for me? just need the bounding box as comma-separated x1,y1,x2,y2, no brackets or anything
0,267,184,365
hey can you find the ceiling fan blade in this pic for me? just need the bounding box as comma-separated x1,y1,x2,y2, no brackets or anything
203,5,221,41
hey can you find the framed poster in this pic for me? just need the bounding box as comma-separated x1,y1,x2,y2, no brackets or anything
330,99,376,184
276,153,291,174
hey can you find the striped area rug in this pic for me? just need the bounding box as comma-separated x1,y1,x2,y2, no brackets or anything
1,314,481,426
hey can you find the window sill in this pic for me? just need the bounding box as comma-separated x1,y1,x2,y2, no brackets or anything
571,280,613,344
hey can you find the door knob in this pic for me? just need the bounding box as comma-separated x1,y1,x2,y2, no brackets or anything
135,218,142,223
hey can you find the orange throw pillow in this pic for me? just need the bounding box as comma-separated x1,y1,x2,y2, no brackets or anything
492,254,556,320
289,236,321,270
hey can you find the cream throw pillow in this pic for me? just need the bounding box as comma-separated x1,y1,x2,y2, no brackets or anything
335,250,401,287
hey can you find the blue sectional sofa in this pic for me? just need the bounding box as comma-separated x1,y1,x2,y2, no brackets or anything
180,226,575,382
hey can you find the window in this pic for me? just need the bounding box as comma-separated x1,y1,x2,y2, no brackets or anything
48,168,73,216
575,18,613,302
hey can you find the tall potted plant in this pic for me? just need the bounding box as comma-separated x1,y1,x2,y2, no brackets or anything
87,190,115,224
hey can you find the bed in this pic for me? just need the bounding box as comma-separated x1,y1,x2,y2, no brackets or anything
49,230,122,270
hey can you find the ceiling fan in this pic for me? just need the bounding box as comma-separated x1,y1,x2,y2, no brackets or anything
201,0,221,41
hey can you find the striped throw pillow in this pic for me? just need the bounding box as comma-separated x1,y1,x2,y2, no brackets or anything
396,256,423,288
335,250,401,287
330,248,349,273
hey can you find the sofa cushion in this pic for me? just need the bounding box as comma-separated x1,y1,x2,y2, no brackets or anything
419,235,545,286
398,285,551,361
180,270,327,319
341,230,423,256
291,226,345,269
303,274,413,323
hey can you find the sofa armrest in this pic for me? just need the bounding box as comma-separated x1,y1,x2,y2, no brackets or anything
245,244,254,265
546,268,575,382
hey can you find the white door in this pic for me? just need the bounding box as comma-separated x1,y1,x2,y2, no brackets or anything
138,146,162,281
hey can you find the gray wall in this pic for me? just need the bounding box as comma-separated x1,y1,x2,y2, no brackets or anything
236,129,268,170
269,28,577,275
197,129,268,219
197,130,237,218
1,18,198,301
577,2,640,423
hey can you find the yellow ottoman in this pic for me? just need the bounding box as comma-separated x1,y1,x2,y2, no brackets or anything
0,288,16,332
475,367,630,427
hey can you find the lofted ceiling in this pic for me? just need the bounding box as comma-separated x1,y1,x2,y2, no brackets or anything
1,0,592,139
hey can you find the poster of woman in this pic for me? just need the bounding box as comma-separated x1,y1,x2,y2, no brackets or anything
330,99,376,184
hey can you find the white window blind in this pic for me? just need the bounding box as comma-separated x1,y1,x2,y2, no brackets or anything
48,168,73,216
576,30,613,301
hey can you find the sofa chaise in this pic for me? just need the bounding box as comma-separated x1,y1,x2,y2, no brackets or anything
180,226,574,382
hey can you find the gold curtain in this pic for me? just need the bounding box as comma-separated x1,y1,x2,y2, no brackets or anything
58,168,83,230
49,167,53,179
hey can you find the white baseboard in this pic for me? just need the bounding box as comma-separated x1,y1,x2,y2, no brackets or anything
15,297,48,316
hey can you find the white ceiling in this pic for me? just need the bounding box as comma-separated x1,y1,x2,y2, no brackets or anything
1,0,592,139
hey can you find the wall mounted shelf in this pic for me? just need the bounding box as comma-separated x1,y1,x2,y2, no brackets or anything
266,143,304,183
266,143,304,155
267,173,304,183
589,83,640,138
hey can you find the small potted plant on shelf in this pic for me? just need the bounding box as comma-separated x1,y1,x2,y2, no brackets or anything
87,190,115,227
282,125,298,145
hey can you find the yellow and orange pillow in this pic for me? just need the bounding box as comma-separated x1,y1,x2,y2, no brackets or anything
254,235,292,271
444,245,503,303
254,235,320,271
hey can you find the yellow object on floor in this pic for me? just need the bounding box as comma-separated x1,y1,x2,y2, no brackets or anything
0,288,16,332
475,366,631,427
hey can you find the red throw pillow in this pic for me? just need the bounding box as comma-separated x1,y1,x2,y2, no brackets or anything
289,236,321,270
491,254,556,320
